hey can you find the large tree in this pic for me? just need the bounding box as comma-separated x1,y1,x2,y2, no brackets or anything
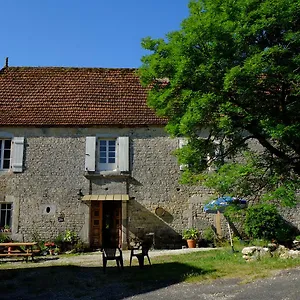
139,0,300,205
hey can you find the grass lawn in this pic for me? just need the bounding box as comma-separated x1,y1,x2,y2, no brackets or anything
1,247,300,299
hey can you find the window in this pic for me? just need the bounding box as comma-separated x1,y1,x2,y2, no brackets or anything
0,139,11,170
0,136,24,173
0,203,12,231
178,137,225,172
85,136,129,173
98,139,117,171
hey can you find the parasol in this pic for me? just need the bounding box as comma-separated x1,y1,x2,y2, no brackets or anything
203,196,247,252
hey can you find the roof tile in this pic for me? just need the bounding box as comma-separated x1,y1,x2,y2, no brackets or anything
0,67,166,127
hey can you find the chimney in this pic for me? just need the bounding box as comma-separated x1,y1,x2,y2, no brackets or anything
5,57,8,68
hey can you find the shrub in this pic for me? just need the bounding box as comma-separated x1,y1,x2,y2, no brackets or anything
0,233,11,243
73,241,89,253
54,234,64,248
244,203,295,243
244,203,279,240
203,227,214,243
63,230,78,244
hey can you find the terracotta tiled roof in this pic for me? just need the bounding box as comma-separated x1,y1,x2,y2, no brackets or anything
0,67,167,126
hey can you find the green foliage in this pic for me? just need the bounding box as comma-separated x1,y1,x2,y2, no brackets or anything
244,203,295,243
224,204,246,223
140,0,300,206
182,228,200,240
63,230,78,244
244,204,278,240
202,227,214,243
37,241,47,252
54,233,64,248
53,230,79,253
0,233,11,243
248,239,271,247
73,241,89,253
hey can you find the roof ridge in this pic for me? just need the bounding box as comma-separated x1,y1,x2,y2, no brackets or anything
3,66,138,71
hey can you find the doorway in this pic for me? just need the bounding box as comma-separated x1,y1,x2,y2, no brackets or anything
90,201,122,248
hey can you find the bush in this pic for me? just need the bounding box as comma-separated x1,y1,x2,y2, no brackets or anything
73,241,89,253
63,230,78,244
203,227,214,243
0,233,11,243
54,234,64,248
245,203,279,240
244,203,295,243
53,230,80,253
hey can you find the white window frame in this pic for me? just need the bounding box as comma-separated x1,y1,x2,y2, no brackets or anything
85,136,129,173
0,139,12,170
0,203,12,230
97,138,117,171
178,137,224,172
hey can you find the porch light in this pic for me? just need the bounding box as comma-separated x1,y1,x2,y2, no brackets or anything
77,189,84,200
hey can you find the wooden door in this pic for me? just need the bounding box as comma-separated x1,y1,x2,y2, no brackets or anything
113,202,122,247
90,201,122,248
102,201,122,248
91,201,103,248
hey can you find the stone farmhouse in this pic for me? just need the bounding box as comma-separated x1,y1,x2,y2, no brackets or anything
0,65,217,249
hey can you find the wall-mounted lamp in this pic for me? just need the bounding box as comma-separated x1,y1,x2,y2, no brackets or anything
77,189,84,200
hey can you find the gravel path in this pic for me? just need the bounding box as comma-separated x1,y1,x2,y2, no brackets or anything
34,247,217,266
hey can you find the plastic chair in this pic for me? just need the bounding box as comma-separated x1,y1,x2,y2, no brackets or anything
130,243,151,268
102,247,124,273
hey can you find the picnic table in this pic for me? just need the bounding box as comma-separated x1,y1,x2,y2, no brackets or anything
0,242,39,262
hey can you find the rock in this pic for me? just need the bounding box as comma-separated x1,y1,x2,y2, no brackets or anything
242,246,270,261
243,244,300,260
273,245,287,256
267,243,278,252
242,246,259,255
280,250,300,259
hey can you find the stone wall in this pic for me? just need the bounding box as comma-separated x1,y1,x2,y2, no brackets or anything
0,126,211,248
0,126,299,248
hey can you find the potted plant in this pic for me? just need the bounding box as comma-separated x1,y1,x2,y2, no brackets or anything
63,230,79,251
45,242,56,255
4,225,11,233
182,228,200,248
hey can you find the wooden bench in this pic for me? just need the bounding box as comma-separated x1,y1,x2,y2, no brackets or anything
0,242,39,262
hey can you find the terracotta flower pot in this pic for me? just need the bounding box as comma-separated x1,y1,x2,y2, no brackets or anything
186,239,196,248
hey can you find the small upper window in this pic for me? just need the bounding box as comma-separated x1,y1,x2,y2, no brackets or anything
0,139,12,170
85,136,129,173
98,139,117,171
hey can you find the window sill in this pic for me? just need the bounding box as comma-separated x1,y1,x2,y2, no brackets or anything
84,171,130,178
0,170,11,176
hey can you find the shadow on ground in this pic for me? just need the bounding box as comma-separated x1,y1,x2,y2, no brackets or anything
0,261,216,299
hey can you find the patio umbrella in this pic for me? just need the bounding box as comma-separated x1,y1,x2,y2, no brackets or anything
203,196,247,214
203,196,247,252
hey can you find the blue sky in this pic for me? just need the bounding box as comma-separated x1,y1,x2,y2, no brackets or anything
0,0,189,68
